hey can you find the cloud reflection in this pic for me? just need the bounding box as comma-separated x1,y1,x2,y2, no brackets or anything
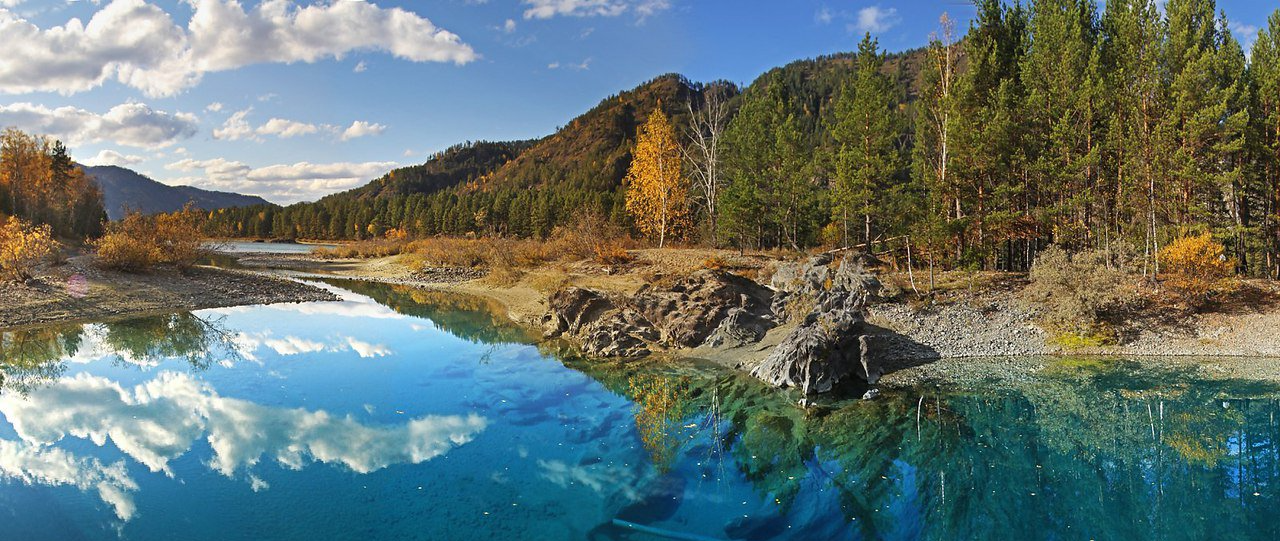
0,372,486,520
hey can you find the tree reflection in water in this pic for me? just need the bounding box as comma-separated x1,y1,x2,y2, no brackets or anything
0,313,243,395
573,356,1280,539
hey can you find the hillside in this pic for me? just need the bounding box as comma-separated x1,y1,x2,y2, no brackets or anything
321,140,537,202
84,165,271,220
201,48,933,241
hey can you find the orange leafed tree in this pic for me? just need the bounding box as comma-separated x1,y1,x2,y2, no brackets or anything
0,216,56,281
624,106,689,248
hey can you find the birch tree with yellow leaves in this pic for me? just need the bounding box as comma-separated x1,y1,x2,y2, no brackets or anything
625,107,689,247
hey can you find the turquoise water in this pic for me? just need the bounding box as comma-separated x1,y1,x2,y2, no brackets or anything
2,280,1280,540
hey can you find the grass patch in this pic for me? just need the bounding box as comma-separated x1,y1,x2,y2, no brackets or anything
1048,329,1114,350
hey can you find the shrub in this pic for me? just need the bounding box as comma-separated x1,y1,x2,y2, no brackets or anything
594,242,635,265
0,216,57,281
94,233,161,272
700,256,728,270
95,204,207,271
1024,246,1139,336
1158,233,1234,306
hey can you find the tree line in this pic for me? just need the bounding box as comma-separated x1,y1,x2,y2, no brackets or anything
715,0,1280,278
200,0,1280,279
0,128,106,239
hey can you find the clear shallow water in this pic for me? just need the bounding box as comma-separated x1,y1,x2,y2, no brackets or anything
208,241,336,254
2,281,1280,540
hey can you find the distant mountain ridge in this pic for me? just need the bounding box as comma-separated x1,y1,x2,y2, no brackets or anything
83,165,271,220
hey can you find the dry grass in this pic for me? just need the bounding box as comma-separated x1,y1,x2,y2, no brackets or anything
328,210,641,274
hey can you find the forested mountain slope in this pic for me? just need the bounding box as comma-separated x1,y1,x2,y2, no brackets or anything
199,49,932,241
85,165,269,220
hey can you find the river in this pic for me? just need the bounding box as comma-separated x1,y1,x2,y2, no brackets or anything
1,279,1278,540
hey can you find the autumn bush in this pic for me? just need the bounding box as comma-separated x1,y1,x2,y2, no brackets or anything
1157,233,1235,307
1024,246,1140,338
0,215,57,281
700,255,728,270
95,205,207,272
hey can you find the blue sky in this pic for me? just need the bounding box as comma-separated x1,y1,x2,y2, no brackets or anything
0,0,1273,203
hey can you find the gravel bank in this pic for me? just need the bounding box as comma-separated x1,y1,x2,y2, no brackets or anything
0,256,338,330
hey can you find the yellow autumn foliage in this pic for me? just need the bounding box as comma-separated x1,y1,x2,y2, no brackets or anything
1157,233,1235,305
628,374,691,473
0,215,56,281
94,203,206,272
624,107,689,247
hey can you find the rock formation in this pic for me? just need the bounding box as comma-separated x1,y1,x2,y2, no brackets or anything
542,269,778,358
543,254,886,395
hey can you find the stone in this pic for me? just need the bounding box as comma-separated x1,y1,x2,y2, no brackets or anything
750,254,885,395
542,269,778,358
751,290,872,395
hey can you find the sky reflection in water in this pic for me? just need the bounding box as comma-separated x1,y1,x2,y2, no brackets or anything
1,281,1280,540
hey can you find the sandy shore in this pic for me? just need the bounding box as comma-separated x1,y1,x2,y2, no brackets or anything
0,255,338,331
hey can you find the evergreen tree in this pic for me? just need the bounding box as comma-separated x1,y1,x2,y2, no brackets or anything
1255,12,1280,277
830,33,902,247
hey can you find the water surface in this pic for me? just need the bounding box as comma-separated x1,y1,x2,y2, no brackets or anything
2,280,1279,540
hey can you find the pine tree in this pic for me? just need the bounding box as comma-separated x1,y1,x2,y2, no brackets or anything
830,33,901,247
1021,0,1100,250
1255,11,1280,277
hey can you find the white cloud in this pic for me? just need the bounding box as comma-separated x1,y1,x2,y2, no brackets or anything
0,0,478,97
257,117,319,138
205,101,223,112
1230,21,1259,54
521,0,668,20
0,439,139,521
211,108,256,141
353,60,367,73
548,58,591,71
0,371,487,518
165,158,397,203
853,6,899,34
0,101,197,148
502,18,516,33
815,7,835,25
83,149,145,166
339,120,386,141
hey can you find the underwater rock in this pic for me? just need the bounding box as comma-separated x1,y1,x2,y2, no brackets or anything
724,512,788,540
615,474,687,524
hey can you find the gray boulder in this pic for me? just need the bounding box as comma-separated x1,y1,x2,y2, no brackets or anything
632,269,776,347
751,253,884,395
751,290,876,394
541,269,778,357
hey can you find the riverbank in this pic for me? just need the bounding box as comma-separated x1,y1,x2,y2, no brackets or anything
233,248,1280,365
0,255,339,330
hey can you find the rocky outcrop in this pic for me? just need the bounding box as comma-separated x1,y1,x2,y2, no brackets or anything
751,253,884,395
750,289,879,394
542,254,890,396
632,270,776,347
542,270,778,358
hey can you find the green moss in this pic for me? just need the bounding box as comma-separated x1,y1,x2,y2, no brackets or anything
1049,329,1112,350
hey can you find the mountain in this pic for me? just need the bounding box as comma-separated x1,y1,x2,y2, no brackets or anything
83,165,271,220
